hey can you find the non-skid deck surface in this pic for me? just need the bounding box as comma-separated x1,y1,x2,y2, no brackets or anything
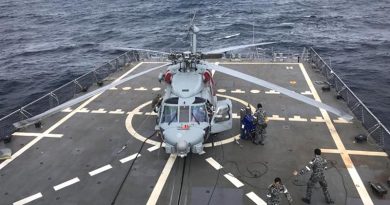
0,61,389,205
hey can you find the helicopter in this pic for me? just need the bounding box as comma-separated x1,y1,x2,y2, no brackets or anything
13,23,353,158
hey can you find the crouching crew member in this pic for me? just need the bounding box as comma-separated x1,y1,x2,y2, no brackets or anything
266,177,293,205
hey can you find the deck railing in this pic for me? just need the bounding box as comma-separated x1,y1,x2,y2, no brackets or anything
0,50,167,141
306,47,390,155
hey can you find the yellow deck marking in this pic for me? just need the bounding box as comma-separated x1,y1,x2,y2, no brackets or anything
321,148,388,157
217,89,226,93
122,87,131,90
333,117,353,124
288,115,307,122
109,87,118,90
310,116,326,123
268,115,285,121
250,89,260,94
0,62,146,170
152,87,161,91
347,150,388,157
146,154,177,205
300,63,373,205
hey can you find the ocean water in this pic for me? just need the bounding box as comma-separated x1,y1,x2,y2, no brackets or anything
0,0,389,127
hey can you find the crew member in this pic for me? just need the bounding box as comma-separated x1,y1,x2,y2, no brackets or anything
266,177,293,205
253,103,267,145
151,94,163,112
293,148,334,204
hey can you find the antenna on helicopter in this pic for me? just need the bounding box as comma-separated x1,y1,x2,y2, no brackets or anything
188,11,199,54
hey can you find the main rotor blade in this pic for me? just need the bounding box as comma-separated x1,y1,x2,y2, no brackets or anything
14,63,170,128
207,62,353,120
110,47,169,54
204,42,275,54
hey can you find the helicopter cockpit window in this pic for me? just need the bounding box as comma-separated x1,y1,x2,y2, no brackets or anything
191,105,207,123
162,105,178,123
179,106,190,122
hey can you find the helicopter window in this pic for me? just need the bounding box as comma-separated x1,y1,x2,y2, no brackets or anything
191,105,207,123
179,106,190,122
193,97,206,104
165,97,179,104
162,105,178,123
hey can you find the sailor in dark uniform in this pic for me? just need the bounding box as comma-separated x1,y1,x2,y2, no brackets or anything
266,177,293,205
294,148,334,204
253,103,267,145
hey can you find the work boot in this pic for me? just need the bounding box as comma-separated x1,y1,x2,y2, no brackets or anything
259,141,264,145
326,199,334,204
301,198,311,204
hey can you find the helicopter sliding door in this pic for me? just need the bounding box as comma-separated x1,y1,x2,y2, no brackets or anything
211,99,232,134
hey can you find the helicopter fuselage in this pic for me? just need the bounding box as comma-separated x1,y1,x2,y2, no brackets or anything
155,60,232,157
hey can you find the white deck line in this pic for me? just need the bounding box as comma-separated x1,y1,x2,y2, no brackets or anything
119,153,141,163
13,192,43,205
146,154,177,205
134,87,147,91
0,62,145,171
224,173,244,188
77,108,90,113
91,108,107,114
246,192,267,205
53,177,80,191
299,63,373,205
147,145,160,152
89,164,112,176
61,107,73,112
231,89,245,93
109,109,125,114
205,157,223,170
12,132,63,138
265,90,280,94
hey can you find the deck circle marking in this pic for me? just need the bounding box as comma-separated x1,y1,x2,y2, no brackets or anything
125,94,255,147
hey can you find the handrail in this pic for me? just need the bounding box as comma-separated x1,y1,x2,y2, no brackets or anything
307,47,390,153
0,49,168,140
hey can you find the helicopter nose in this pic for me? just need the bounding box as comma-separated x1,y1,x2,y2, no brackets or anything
176,139,188,157
163,127,205,156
